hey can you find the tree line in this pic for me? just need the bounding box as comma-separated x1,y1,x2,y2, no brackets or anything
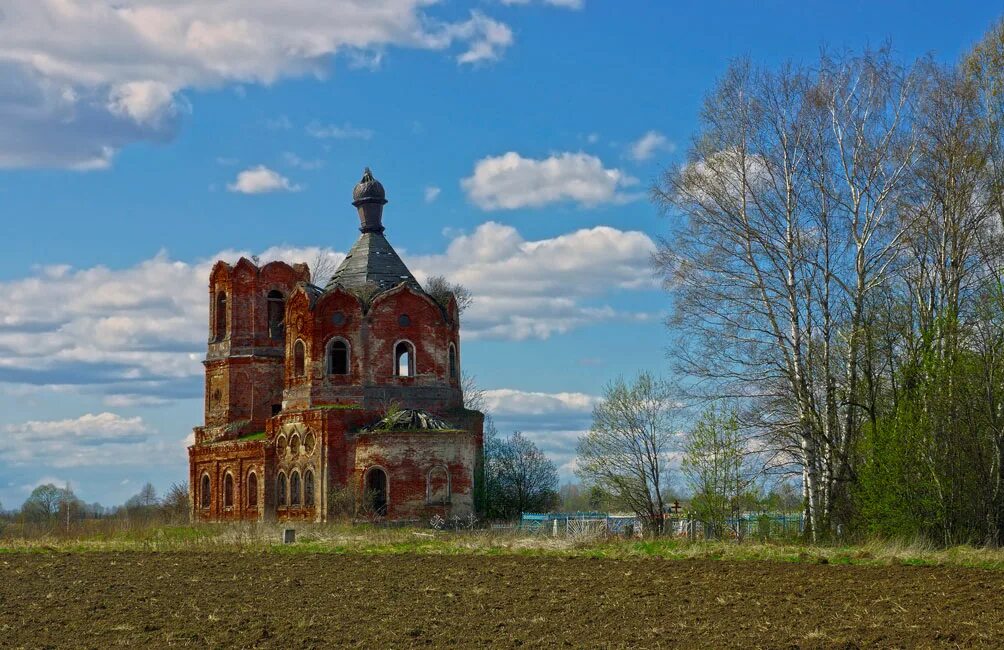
0,481,190,530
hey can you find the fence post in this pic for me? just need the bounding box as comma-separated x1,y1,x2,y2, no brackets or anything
552,518,558,538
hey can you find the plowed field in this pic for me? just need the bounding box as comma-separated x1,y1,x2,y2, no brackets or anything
2,553,1003,648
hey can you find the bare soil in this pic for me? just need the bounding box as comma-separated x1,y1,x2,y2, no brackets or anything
2,553,1003,648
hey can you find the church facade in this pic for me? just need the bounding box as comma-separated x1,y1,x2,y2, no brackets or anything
188,170,484,522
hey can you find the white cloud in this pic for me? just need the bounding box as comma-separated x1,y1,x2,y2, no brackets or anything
502,0,584,8
107,81,180,127
409,221,658,339
0,412,165,468
424,186,442,203
0,2,515,169
484,389,599,416
305,122,373,140
228,165,301,194
461,152,640,210
629,130,675,162
449,12,514,64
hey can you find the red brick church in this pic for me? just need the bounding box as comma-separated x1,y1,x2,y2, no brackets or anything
188,169,484,522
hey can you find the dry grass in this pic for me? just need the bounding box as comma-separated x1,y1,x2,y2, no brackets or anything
3,520,1004,569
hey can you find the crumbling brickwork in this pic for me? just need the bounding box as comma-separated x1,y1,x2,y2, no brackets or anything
188,170,484,523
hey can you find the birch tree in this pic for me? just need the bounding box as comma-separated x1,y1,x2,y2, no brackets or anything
653,50,922,540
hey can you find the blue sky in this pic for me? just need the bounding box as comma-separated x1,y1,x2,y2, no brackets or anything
0,0,1001,508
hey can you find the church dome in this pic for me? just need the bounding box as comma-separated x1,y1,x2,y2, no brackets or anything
352,167,387,206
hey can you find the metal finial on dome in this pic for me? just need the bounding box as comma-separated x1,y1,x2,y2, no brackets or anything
352,167,387,233
352,167,387,207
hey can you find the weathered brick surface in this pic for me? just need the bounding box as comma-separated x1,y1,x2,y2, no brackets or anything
188,253,483,523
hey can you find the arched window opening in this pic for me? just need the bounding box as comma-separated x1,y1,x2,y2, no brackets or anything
293,340,306,377
448,344,458,379
248,472,258,508
267,290,285,340
427,466,451,505
365,467,388,516
223,473,234,508
328,339,349,375
394,341,415,377
290,471,301,507
289,434,300,457
304,470,315,507
277,472,287,507
200,473,211,509
214,292,227,341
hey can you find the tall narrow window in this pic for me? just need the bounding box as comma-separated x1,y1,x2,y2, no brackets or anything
394,341,415,377
448,344,458,379
201,474,211,509
214,292,227,341
304,470,315,507
223,473,234,508
277,472,287,507
328,339,349,375
290,471,301,506
267,290,285,340
427,466,451,505
248,472,258,507
293,340,306,377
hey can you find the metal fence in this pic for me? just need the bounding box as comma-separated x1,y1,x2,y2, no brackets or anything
497,512,804,540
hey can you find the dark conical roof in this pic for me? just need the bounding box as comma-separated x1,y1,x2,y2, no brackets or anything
325,231,421,293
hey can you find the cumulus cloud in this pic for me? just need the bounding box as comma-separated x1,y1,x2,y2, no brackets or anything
629,130,675,161
484,389,599,416
0,2,515,168
410,221,658,339
228,165,301,194
0,412,167,468
424,186,442,203
461,152,639,210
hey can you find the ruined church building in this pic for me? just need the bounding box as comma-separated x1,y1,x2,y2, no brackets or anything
188,170,485,522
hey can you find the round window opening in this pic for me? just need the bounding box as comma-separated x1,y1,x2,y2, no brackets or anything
398,314,412,327
332,311,346,326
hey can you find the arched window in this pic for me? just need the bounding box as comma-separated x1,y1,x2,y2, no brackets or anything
427,466,451,505
290,471,301,506
448,343,458,379
289,434,300,457
247,471,258,508
200,473,211,509
223,472,234,508
394,341,415,377
327,339,349,375
293,340,306,377
304,470,315,507
277,472,287,507
214,292,227,341
267,290,285,340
